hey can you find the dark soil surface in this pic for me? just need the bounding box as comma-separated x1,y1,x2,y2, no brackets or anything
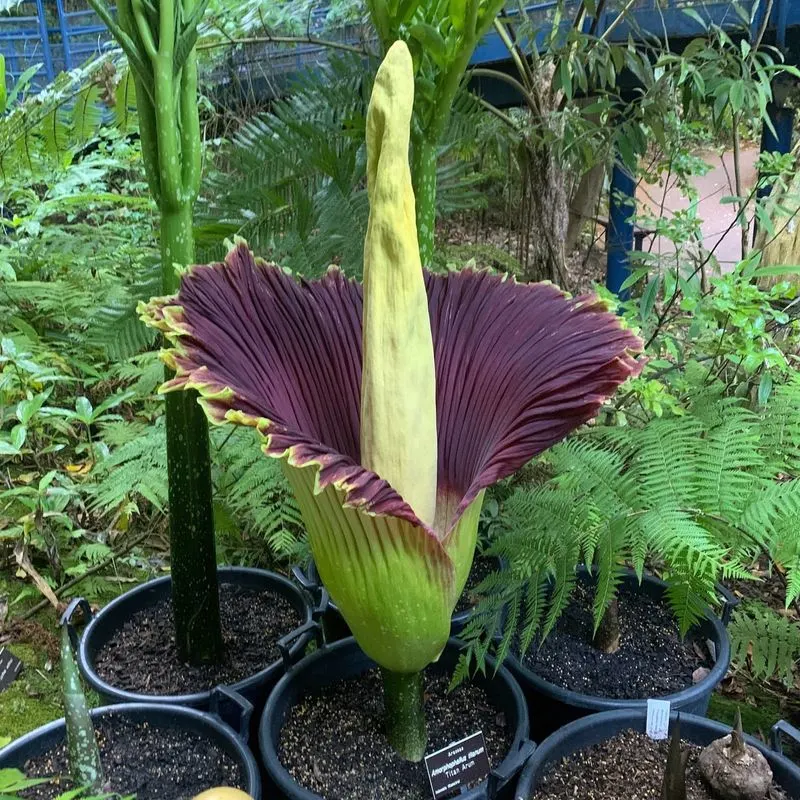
21,716,245,800
94,583,302,695
520,581,710,699
279,666,512,800
529,729,789,799
454,556,495,615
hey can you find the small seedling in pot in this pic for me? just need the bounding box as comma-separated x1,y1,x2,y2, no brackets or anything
697,708,773,800
662,719,689,800
60,624,103,791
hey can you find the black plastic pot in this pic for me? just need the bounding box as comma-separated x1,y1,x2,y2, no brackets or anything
292,556,498,639
259,636,534,800
65,567,314,713
514,710,800,799
505,569,735,743
0,687,262,800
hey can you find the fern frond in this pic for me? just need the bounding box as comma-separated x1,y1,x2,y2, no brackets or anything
663,567,716,636
85,254,160,362
88,421,168,515
71,85,104,145
729,603,800,684
592,517,626,632
693,409,765,517
114,69,138,131
0,54,117,184
213,427,304,559
634,416,704,508
760,374,800,473
518,574,549,656
741,479,800,595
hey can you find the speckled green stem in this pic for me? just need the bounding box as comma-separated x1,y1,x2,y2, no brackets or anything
411,136,437,270
61,625,103,789
382,668,427,762
90,0,223,665
161,205,223,667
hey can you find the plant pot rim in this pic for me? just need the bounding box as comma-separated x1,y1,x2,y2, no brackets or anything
504,569,731,712
76,566,313,706
514,709,800,800
259,635,532,800
0,701,261,800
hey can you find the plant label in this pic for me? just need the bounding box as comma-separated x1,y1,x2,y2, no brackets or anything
425,731,490,799
646,699,671,740
0,647,22,693
706,638,716,662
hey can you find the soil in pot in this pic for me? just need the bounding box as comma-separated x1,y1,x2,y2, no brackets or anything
20,716,245,800
519,581,712,699
279,667,512,800
453,555,494,616
94,583,302,694
528,729,789,800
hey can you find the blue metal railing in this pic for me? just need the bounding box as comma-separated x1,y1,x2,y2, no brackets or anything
0,0,112,92
2,0,798,95
2,0,798,292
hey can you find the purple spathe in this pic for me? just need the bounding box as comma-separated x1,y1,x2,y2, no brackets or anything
142,244,642,540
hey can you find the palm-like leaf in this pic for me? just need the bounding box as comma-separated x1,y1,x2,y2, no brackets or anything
199,54,489,275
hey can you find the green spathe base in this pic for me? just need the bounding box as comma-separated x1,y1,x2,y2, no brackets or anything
381,668,427,762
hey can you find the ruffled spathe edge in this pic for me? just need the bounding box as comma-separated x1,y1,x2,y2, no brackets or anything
139,244,643,547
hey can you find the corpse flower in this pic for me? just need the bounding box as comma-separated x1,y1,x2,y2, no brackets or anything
141,41,642,761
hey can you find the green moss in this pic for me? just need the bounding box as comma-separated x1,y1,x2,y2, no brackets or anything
708,690,785,738
0,643,98,742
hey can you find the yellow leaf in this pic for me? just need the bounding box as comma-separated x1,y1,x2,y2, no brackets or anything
66,462,92,475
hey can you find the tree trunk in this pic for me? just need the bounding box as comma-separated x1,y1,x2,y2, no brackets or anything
754,163,800,290
566,162,606,254
593,596,621,654
518,139,569,285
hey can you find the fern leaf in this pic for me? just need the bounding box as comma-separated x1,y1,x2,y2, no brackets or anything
114,69,138,131
592,517,626,633
693,408,764,518
71,86,103,145
635,416,704,508
729,603,800,685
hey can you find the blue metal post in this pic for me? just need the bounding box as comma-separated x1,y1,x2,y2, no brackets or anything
34,0,54,82
606,159,636,298
776,0,788,50
55,0,72,71
757,102,795,200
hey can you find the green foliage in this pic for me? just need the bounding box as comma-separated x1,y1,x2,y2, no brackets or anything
729,602,800,685
87,419,304,562
213,428,305,561
87,419,169,516
615,255,800,432
460,379,800,675
0,769,51,795
0,56,136,188
201,54,486,276
203,0,364,40
201,55,372,274
0,768,126,800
